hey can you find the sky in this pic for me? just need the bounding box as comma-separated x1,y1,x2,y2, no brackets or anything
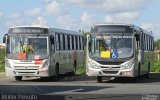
0,0,160,43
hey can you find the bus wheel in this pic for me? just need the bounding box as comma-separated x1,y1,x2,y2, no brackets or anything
145,62,150,78
97,76,102,83
138,63,141,77
15,76,22,81
55,64,59,77
129,77,138,82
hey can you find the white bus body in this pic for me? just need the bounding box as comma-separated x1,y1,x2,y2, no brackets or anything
3,26,84,81
86,24,154,82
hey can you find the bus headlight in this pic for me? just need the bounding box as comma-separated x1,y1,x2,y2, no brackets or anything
6,60,11,68
88,60,99,69
42,60,49,68
124,60,134,69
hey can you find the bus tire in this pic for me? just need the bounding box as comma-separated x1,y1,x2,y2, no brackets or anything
97,76,102,83
130,77,138,82
71,61,77,76
138,63,141,77
15,76,22,81
144,62,150,78
55,64,59,78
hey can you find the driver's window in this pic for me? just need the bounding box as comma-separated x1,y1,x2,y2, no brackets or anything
50,35,55,52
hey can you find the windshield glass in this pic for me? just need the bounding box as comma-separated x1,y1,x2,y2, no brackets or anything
6,34,49,60
89,34,133,59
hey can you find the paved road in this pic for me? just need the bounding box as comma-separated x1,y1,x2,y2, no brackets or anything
0,74,160,100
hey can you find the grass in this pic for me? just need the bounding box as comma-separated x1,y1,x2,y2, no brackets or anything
0,49,5,72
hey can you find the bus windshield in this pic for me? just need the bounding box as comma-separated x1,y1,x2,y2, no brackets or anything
6,34,49,60
89,34,133,59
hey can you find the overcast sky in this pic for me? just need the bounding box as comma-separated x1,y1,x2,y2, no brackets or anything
0,0,160,42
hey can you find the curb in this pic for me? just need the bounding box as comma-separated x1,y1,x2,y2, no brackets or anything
149,72,160,78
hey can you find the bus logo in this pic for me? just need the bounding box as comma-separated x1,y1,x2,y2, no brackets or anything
111,50,118,58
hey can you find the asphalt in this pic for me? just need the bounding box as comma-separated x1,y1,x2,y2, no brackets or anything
0,72,160,100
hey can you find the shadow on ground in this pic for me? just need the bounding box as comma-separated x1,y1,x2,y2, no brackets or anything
103,72,160,83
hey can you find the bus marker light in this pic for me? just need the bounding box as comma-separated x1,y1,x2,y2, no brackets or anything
34,60,43,64
123,71,131,76
34,55,41,60
40,70,48,74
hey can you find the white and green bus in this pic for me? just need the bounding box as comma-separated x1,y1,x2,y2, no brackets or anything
3,26,84,81
86,24,154,83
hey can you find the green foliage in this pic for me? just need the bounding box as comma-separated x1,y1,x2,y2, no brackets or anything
76,66,85,75
152,61,160,72
154,39,160,50
153,39,160,72
0,49,5,72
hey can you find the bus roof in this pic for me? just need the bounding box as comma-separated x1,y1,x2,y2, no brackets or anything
92,23,134,27
8,26,83,36
91,23,153,36
50,28,83,36
9,25,49,29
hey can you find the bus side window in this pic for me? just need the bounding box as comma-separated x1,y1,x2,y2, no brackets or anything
67,35,70,50
77,36,80,50
135,31,140,50
82,36,84,50
73,36,76,50
144,35,146,50
141,33,144,51
75,36,78,50
65,35,68,50
72,36,74,50
63,34,65,50
56,34,59,51
70,35,72,50
79,36,81,50
60,34,63,50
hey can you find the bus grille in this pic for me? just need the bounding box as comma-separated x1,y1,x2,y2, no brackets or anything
14,66,39,69
100,66,121,69
97,61,124,65
102,71,119,74
15,70,38,75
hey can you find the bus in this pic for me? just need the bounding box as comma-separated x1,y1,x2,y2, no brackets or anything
3,26,84,81
86,24,154,83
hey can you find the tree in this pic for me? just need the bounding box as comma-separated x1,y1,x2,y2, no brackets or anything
154,39,160,50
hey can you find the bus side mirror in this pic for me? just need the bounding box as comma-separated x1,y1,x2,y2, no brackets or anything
135,34,140,41
50,35,54,44
89,41,91,51
3,34,8,43
88,35,91,51
3,36,5,43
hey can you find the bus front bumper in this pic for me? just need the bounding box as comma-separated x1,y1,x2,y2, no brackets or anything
87,67,135,77
5,67,50,77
